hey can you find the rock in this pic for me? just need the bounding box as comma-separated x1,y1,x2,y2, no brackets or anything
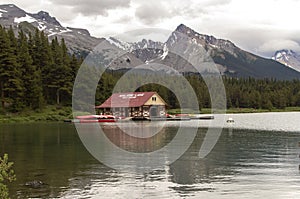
25,180,45,189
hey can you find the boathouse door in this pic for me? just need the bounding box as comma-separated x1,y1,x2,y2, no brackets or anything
150,106,158,117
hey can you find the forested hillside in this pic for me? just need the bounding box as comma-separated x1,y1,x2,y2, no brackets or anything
1,26,300,114
0,26,80,112
121,73,300,110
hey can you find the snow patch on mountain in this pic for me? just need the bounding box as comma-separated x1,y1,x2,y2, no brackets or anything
272,49,300,72
48,28,73,37
14,14,36,23
160,44,169,60
0,8,7,13
106,37,132,51
37,22,47,31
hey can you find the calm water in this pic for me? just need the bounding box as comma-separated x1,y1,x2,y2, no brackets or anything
1,112,300,198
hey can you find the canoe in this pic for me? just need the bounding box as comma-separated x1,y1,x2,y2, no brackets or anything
64,115,118,123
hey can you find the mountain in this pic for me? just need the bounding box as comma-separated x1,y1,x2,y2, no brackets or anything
1,4,300,80
105,24,300,80
272,49,300,72
0,4,103,56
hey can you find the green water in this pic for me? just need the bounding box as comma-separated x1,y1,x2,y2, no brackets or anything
1,121,300,198
0,123,95,198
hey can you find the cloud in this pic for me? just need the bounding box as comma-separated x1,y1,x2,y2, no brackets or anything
135,2,174,24
134,0,232,25
217,28,300,57
258,39,300,55
4,0,300,58
47,0,131,16
200,0,232,7
112,15,133,24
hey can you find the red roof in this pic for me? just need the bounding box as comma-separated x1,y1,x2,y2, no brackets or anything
96,92,159,108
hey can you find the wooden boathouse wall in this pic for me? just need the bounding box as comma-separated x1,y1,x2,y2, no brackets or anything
96,92,167,118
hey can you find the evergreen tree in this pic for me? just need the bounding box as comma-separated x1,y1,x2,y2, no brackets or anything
47,37,73,105
17,30,44,109
31,29,54,103
0,26,24,111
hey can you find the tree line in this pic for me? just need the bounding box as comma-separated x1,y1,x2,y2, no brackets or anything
0,26,80,112
95,71,300,111
188,75,300,110
1,26,300,113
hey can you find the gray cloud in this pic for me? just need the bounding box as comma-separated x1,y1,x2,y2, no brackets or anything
201,0,232,7
258,39,300,56
134,0,232,25
236,30,300,57
48,0,131,16
112,15,133,24
135,2,173,24
8,0,300,58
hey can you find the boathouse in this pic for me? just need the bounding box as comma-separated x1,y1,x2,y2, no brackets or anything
96,92,167,118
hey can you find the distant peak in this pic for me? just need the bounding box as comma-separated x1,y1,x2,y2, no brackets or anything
176,23,187,29
275,49,297,56
36,11,50,16
0,4,22,10
175,24,192,33
30,11,61,27
2,4,16,7
0,4,27,17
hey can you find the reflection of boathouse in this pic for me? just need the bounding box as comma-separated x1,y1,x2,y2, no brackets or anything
96,92,167,118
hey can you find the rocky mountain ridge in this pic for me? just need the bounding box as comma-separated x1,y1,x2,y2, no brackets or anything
0,4,102,56
1,4,300,80
272,49,300,72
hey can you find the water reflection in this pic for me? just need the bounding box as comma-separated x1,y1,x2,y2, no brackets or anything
0,123,98,198
101,122,173,153
0,119,300,198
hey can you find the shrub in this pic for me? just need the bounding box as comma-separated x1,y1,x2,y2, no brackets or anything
0,154,16,199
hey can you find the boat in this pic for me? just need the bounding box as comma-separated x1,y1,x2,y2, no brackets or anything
131,114,192,121
149,116,191,121
165,114,191,121
198,115,214,120
226,117,234,123
190,114,214,120
65,115,117,123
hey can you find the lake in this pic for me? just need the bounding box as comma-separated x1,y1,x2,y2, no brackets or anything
1,112,300,198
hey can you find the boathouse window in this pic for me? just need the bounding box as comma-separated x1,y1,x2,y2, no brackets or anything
152,97,156,101
143,106,149,111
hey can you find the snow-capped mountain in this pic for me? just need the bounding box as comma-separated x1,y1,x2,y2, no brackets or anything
1,4,300,80
272,50,300,72
105,24,300,79
0,4,102,56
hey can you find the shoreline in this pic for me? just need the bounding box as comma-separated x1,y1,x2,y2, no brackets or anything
168,107,300,115
0,106,300,124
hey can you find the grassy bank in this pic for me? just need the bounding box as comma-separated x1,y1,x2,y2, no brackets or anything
0,106,72,123
1,106,300,123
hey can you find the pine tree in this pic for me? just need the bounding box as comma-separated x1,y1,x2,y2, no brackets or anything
0,26,24,111
47,37,74,105
30,29,54,103
17,30,44,109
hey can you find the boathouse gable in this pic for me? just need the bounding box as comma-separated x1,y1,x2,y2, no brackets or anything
144,93,166,106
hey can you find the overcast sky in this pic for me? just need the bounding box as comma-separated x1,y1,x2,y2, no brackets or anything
2,0,300,57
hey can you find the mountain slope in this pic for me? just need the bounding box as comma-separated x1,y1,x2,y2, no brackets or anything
1,4,300,80
0,4,102,56
171,24,300,79
272,49,300,72
106,24,300,80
